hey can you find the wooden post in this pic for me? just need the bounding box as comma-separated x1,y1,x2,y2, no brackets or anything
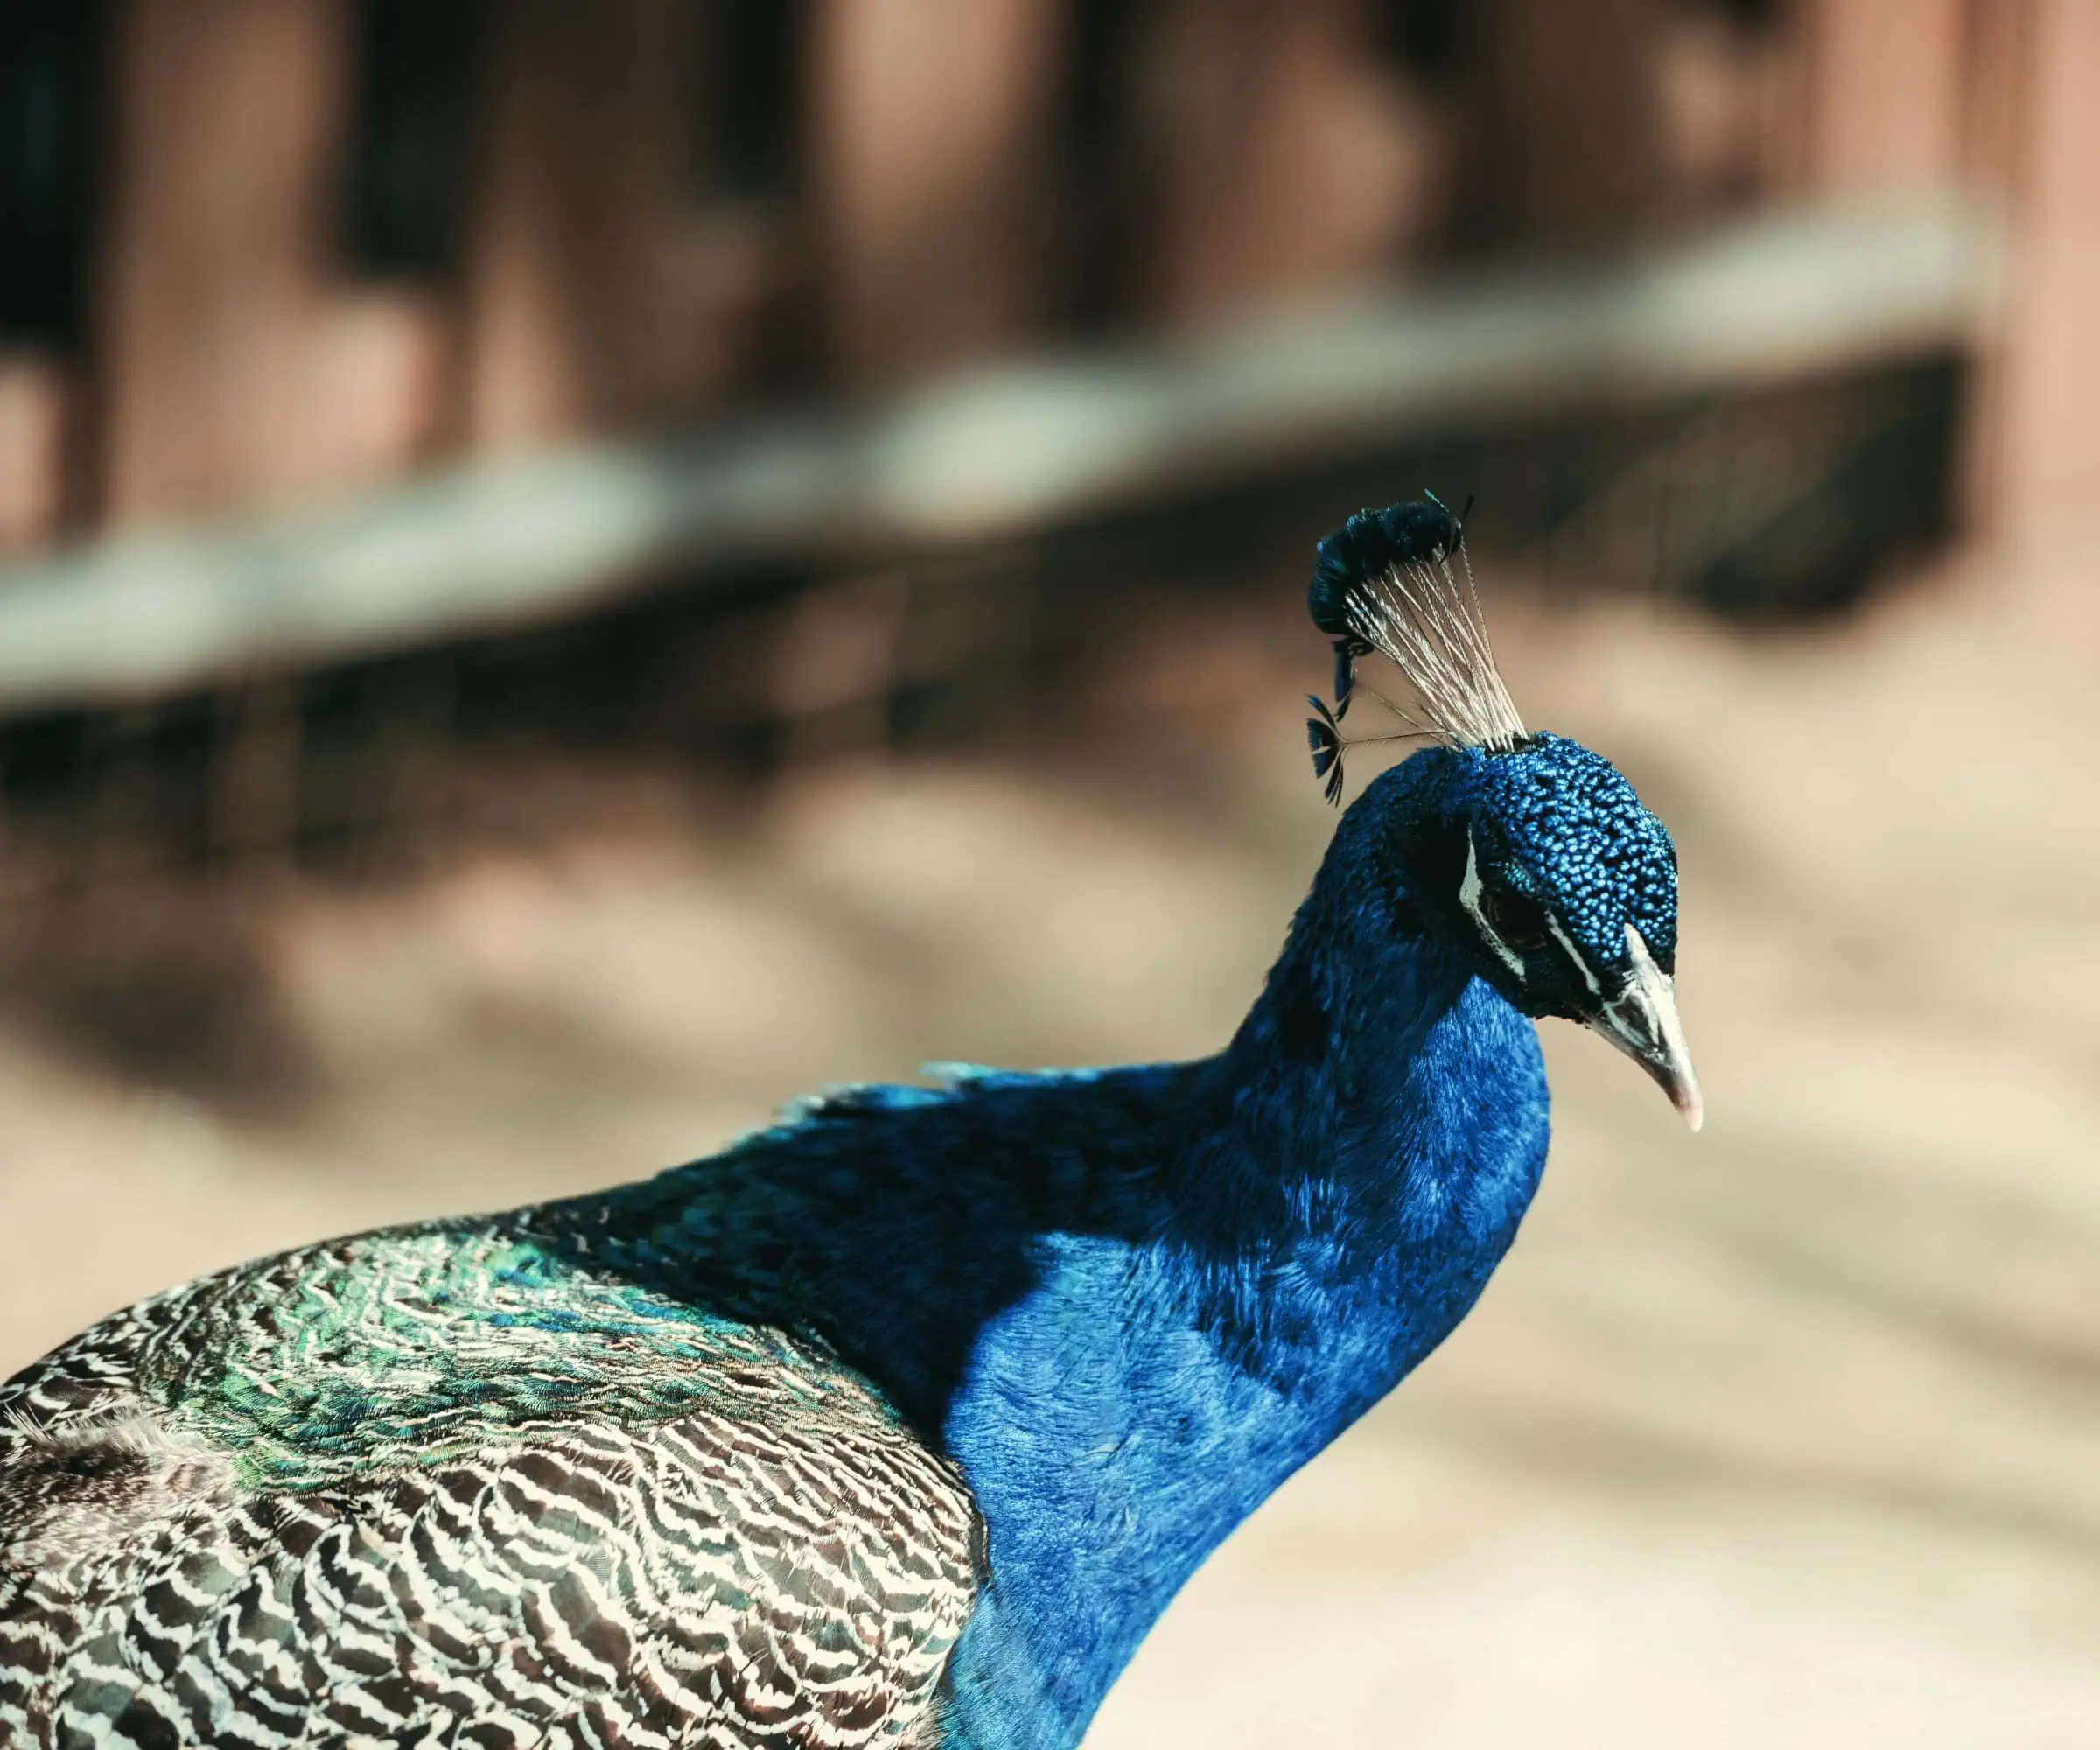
94,0,447,524
0,358,70,555
1970,0,2100,536
1126,0,1448,324
96,0,349,521
463,0,731,448
1797,0,1966,193
1456,0,1672,249
809,0,1066,383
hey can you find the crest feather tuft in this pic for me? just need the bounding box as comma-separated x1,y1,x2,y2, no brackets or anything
1312,499,1525,754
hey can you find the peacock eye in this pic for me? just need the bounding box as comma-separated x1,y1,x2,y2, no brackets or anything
1480,887,1550,953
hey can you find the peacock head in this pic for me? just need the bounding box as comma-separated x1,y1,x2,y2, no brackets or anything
1306,502,1701,1130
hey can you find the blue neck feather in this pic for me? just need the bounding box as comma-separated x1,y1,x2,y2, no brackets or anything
546,759,1552,1750
938,800,1549,1747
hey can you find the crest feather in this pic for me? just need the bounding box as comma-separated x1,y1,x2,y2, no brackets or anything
1347,544,1525,752
1314,500,1525,753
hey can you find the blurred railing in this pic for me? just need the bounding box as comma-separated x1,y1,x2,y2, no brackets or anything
0,195,1998,718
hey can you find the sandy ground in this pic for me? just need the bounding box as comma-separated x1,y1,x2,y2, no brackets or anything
1,536,2096,1746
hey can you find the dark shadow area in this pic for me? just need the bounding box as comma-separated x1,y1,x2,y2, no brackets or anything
0,886,320,1119
0,1,103,354
341,0,484,284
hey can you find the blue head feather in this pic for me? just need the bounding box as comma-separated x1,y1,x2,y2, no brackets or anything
1306,499,1466,638
1437,734,1680,980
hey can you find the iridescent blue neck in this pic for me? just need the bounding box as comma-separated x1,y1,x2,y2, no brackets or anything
938,822,1550,1749
542,760,1552,1750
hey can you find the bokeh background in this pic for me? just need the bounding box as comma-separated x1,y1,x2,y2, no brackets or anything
1,3,2096,1744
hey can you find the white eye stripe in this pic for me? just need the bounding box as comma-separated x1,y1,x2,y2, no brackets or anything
1461,829,1606,996
1544,912,1603,998
1460,830,1526,981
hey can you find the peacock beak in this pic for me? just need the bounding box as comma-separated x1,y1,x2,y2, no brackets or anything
1585,924,1703,1131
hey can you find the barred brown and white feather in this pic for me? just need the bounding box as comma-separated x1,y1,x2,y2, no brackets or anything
0,1225,982,1750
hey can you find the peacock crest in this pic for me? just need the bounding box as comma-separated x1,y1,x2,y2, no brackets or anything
1305,495,1526,803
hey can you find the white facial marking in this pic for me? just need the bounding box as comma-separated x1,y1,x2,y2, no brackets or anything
1545,912,1602,998
1460,830,1526,980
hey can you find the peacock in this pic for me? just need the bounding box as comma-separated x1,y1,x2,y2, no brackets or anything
0,503,1699,1750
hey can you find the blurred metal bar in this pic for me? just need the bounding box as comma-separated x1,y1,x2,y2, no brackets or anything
0,193,1999,714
